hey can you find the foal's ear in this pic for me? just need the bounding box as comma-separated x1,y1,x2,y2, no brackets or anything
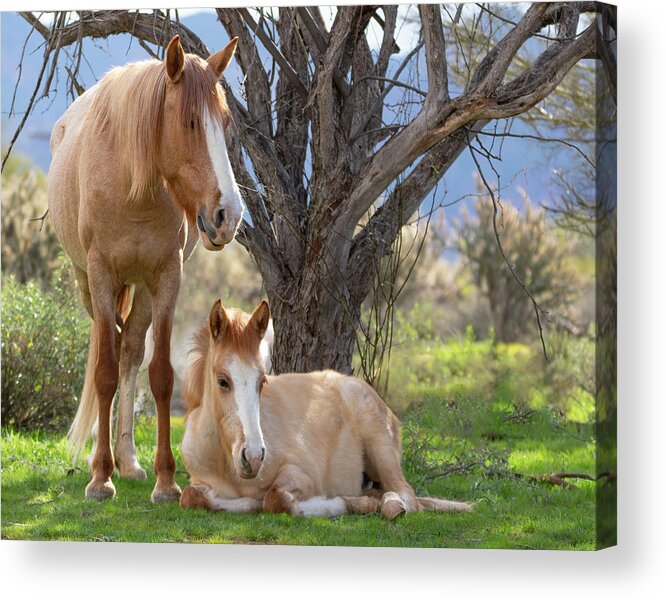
165,35,185,83
207,37,238,79
209,299,231,340
247,300,270,340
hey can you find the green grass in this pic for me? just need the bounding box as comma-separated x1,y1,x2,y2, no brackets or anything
1,387,599,549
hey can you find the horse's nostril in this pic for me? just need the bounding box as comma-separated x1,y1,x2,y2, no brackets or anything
241,447,249,469
196,213,205,232
214,208,225,229
260,447,266,462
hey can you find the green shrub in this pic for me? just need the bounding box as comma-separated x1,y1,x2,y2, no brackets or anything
455,192,582,343
1,266,89,431
1,154,63,286
384,310,594,422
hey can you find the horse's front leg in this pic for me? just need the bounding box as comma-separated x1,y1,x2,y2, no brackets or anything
180,485,262,513
85,255,120,500
148,259,182,504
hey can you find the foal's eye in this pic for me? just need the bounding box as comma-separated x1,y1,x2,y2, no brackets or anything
189,119,196,130
218,376,230,390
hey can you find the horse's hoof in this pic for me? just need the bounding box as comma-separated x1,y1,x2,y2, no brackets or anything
151,483,182,504
381,492,406,520
118,464,147,480
85,478,116,501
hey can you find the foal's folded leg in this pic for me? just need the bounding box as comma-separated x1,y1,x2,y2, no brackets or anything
262,466,381,518
180,484,262,513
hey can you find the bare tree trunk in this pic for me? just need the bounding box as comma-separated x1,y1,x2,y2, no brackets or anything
268,285,358,374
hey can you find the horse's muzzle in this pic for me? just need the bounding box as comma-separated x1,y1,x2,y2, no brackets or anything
197,207,232,250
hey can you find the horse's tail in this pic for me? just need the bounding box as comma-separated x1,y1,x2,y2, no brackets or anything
116,284,132,325
68,323,100,458
68,285,133,459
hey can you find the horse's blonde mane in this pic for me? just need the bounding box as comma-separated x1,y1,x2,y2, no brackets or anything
86,54,231,206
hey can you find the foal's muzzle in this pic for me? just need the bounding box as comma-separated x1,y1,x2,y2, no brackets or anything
239,446,266,479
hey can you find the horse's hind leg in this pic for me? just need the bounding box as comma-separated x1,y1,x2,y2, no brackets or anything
351,385,418,518
115,284,152,480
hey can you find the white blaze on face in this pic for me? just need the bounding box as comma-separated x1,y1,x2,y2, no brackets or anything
226,356,264,457
203,106,244,226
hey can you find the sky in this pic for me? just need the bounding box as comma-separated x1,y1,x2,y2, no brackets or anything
1,7,578,236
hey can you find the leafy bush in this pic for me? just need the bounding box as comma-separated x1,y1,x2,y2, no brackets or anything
1,153,63,286
1,266,89,431
455,191,582,343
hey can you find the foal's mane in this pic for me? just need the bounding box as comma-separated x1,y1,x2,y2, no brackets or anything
86,54,231,205
183,309,258,416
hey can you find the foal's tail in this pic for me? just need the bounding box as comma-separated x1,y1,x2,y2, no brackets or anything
68,323,99,459
417,496,474,513
68,285,133,459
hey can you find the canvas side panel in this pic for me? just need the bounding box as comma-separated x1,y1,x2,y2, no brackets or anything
594,1,617,550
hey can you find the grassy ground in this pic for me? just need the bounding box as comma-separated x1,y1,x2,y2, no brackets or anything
1,373,599,549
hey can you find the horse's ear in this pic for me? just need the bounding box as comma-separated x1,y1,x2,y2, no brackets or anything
209,299,230,340
166,35,185,83
247,300,270,340
207,37,238,79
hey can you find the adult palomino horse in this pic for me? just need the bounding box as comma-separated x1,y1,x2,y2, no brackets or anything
179,300,472,518
48,35,243,502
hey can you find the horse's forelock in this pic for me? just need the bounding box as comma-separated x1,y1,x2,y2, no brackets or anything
177,55,231,134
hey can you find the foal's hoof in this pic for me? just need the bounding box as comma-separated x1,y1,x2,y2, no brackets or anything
85,478,116,501
344,495,380,515
381,492,406,520
151,483,182,504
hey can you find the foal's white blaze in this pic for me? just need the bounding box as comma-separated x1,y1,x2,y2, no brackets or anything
203,107,244,226
227,355,264,462
259,319,274,374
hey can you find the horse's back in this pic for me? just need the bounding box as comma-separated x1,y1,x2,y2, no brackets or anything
47,86,99,270
50,85,98,156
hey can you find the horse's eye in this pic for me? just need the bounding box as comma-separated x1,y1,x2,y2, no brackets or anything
218,376,230,390
190,119,196,130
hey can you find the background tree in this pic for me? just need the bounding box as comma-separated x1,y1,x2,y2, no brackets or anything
9,4,599,374
456,191,581,343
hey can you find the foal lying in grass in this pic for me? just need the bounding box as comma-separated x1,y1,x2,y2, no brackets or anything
179,300,472,519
